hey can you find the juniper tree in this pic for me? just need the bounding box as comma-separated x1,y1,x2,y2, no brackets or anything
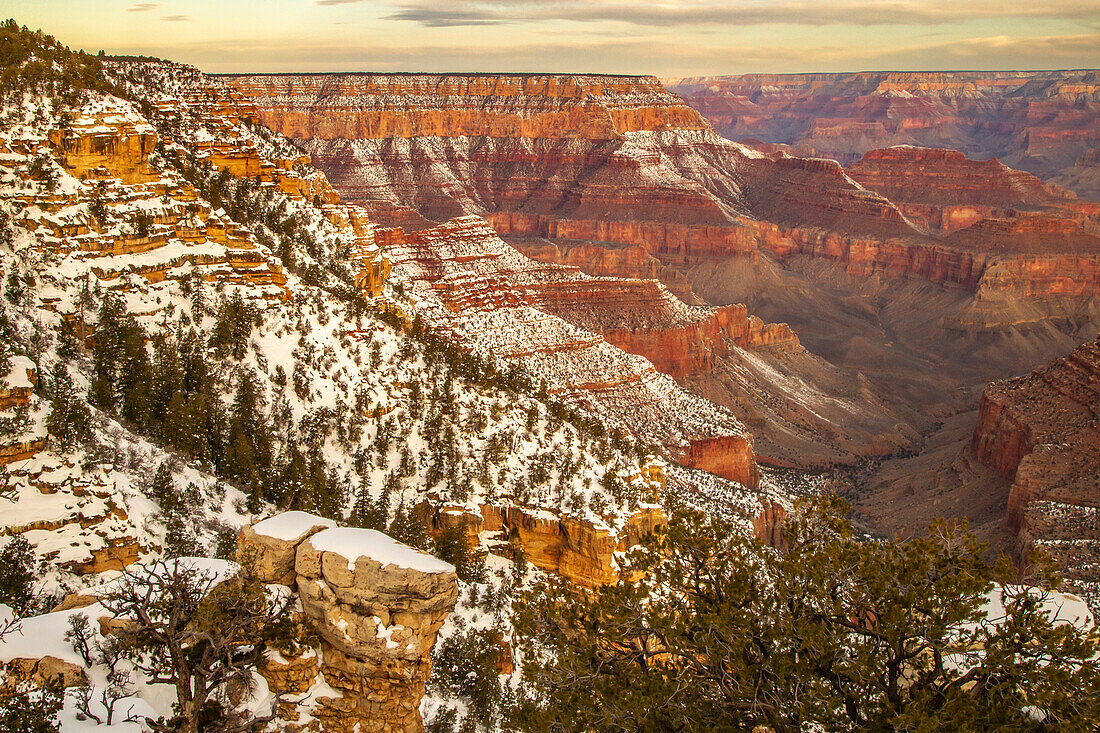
103,560,294,733
0,535,36,615
514,496,1100,732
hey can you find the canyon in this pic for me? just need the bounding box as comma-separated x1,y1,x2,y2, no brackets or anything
218,70,1100,600
1,17,1099,730
222,71,1100,459
971,337,1100,603
666,71,1100,200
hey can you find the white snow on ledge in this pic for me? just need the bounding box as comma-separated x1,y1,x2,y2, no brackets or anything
252,511,336,542
308,527,456,575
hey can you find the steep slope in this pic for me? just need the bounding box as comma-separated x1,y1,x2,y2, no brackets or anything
219,73,957,462
375,216,759,485
1,54,796,613
971,337,1100,600
855,336,1100,609
667,71,1100,199
218,73,918,246
848,146,1100,245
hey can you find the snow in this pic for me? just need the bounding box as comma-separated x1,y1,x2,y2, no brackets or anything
3,355,35,389
979,584,1094,631
308,527,456,574
0,601,109,665
57,689,155,733
251,511,336,541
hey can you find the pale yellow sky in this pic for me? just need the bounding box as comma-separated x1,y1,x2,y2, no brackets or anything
5,0,1099,75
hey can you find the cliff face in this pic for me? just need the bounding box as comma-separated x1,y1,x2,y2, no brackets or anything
221,74,709,141
667,71,1100,199
970,338,1100,599
222,72,1100,299
222,71,1100,471
220,72,914,243
375,215,760,486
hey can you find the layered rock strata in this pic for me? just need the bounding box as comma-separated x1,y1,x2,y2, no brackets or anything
667,71,1100,199
429,502,667,589
970,337,1100,600
222,72,1100,302
377,215,760,486
220,72,915,248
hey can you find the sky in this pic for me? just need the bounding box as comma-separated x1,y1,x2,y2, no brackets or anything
5,0,1100,76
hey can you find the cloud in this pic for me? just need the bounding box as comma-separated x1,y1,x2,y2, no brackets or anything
161,15,192,22
381,0,1100,28
123,29,1100,76
126,3,159,11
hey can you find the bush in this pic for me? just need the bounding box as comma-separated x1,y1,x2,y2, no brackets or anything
0,535,37,615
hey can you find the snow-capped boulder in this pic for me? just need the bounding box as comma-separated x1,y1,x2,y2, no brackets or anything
237,510,336,586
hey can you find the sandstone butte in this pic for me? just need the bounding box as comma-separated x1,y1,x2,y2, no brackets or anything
666,71,1100,200
220,72,1100,302
969,336,1100,599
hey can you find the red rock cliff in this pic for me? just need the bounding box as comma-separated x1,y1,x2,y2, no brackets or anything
969,337,1100,595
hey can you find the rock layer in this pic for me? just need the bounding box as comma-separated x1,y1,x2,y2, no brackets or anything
242,514,459,733
970,337,1100,602
377,215,760,486
668,71,1100,199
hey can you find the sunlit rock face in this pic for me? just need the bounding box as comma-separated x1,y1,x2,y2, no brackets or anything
241,513,459,733
218,72,912,243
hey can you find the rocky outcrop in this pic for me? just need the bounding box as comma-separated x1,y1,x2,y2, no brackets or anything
47,103,158,183
680,434,760,489
970,337,1100,599
3,655,87,689
378,216,759,486
241,513,458,733
431,502,666,589
222,71,1100,304
848,148,1100,275
668,71,1100,199
237,510,337,585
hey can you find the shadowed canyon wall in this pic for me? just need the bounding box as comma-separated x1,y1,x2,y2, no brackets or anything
667,71,1100,200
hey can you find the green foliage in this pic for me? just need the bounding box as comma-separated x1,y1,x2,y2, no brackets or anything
0,19,115,104
104,560,291,733
387,501,431,552
0,682,62,733
225,368,275,509
0,535,36,615
91,295,153,425
514,497,1100,732
432,625,509,731
210,291,257,360
45,361,91,451
433,521,487,584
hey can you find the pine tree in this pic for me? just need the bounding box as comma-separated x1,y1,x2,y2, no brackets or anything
45,361,91,451
0,535,37,615
387,502,430,551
